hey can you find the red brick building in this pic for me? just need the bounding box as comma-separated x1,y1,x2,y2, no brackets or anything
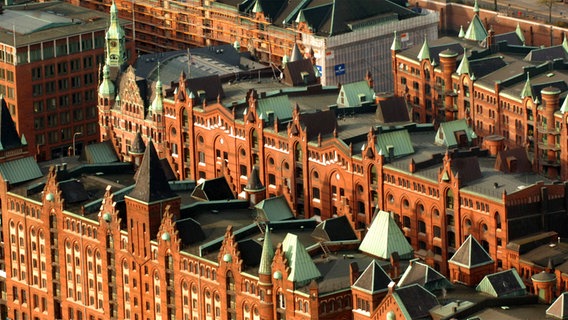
0,2,134,161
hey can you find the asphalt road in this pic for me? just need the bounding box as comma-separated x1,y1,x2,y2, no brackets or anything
472,0,568,24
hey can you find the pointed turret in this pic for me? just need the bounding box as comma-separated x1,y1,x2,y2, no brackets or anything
515,23,525,45
107,0,124,39
151,72,164,113
458,25,465,38
129,140,177,203
295,9,307,23
456,49,470,75
105,0,126,67
258,227,274,275
252,0,263,13
473,0,480,13
129,131,146,168
98,64,115,98
391,31,402,51
290,43,303,62
520,73,533,99
417,37,431,61
464,0,488,42
244,166,266,206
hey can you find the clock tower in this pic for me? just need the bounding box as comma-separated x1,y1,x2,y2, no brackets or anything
105,0,126,68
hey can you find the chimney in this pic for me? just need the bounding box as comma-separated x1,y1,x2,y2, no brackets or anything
388,281,396,294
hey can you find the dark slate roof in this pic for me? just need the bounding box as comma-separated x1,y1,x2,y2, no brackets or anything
524,46,568,62
494,147,532,173
393,284,440,319
494,31,524,46
237,238,263,268
476,269,526,297
185,74,225,102
303,0,418,37
245,166,264,191
299,109,337,141
376,96,410,123
397,260,453,292
449,235,494,269
450,157,482,185
352,260,392,294
128,140,178,203
0,96,23,151
176,218,206,246
83,140,119,164
283,59,317,86
191,177,235,201
159,158,177,181
59,180,89,204
470,56,507,79
311,215,357,241
130,131,146,155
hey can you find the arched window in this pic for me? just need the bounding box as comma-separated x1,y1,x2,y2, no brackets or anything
445,189,454,209
295,143,302,162
495,212,502,229
370,165,378,185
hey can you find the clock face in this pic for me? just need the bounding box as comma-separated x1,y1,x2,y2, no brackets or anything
110,40,117,48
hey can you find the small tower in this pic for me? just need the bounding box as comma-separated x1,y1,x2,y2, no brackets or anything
258,227,275,320
129,131,146,168
98,64,115,141
105,0,127,68
243,166,266,206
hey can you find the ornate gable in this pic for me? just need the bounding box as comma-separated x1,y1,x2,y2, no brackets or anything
217,226,243,272
157,205,180,253
42,166,64,212
118,66,146,111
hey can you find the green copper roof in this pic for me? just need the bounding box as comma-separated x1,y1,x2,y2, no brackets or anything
391,31,402,51
258,227,274,276
464,13,487,41
295,9,307,23
257,95,293,121
252,0,263,13
0,156,42,185
282,233,321,284
376,130,415,158
435,119,474,148
417,37,431,61
515,23,525,45
151,79,164,112
337,80,375,108
563,34,568,54
520,73,533,99
290,43,303,62
561,97,568,114
255,196,294,221
456,49,470,75
98,64,115,97
458,25,465,38
359,210,414,260
473,0,480,13
449,235,493,269
106,0,125,40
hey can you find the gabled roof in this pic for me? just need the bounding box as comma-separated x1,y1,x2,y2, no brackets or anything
176,218,206,246
494,147,532,173
257,95,293,122
255,196,294,221
450,157,482,185
0,156,42,185
191,177,235,201
359,210,414,259
337,80,374,108
376,96,410,124
282,59,318,86
83,140,119,164
476,269,526,297
352,260,392,294
375,129,415,158
397,260,453,292
185,75,225,102
449,234,493,269
282,233,321,284
128,140,178,203
524,46,568,62
434,119,474,148
311,215,357,242
547,292,568,320
299,110,337,141
0,96,24,151
393,284,440,319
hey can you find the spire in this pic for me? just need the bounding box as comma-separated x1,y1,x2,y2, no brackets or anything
464,4,488,41
473,0,479,13
244,166,265,191
107,0,125,40
458,25,465,38
258,226,274,275
290,43,303,62
520,73,533,99
295,9,306,23
456,49,470,75
516,23,525,45
128,140,177,203
252,0,263,13
151,64,164,112
417,37,431,61
391,31,402,51
98,64,115,97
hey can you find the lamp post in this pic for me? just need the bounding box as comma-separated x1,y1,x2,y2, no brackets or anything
73,132,82,157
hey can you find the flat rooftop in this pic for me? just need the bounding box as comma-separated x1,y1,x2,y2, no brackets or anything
0,1,120,46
